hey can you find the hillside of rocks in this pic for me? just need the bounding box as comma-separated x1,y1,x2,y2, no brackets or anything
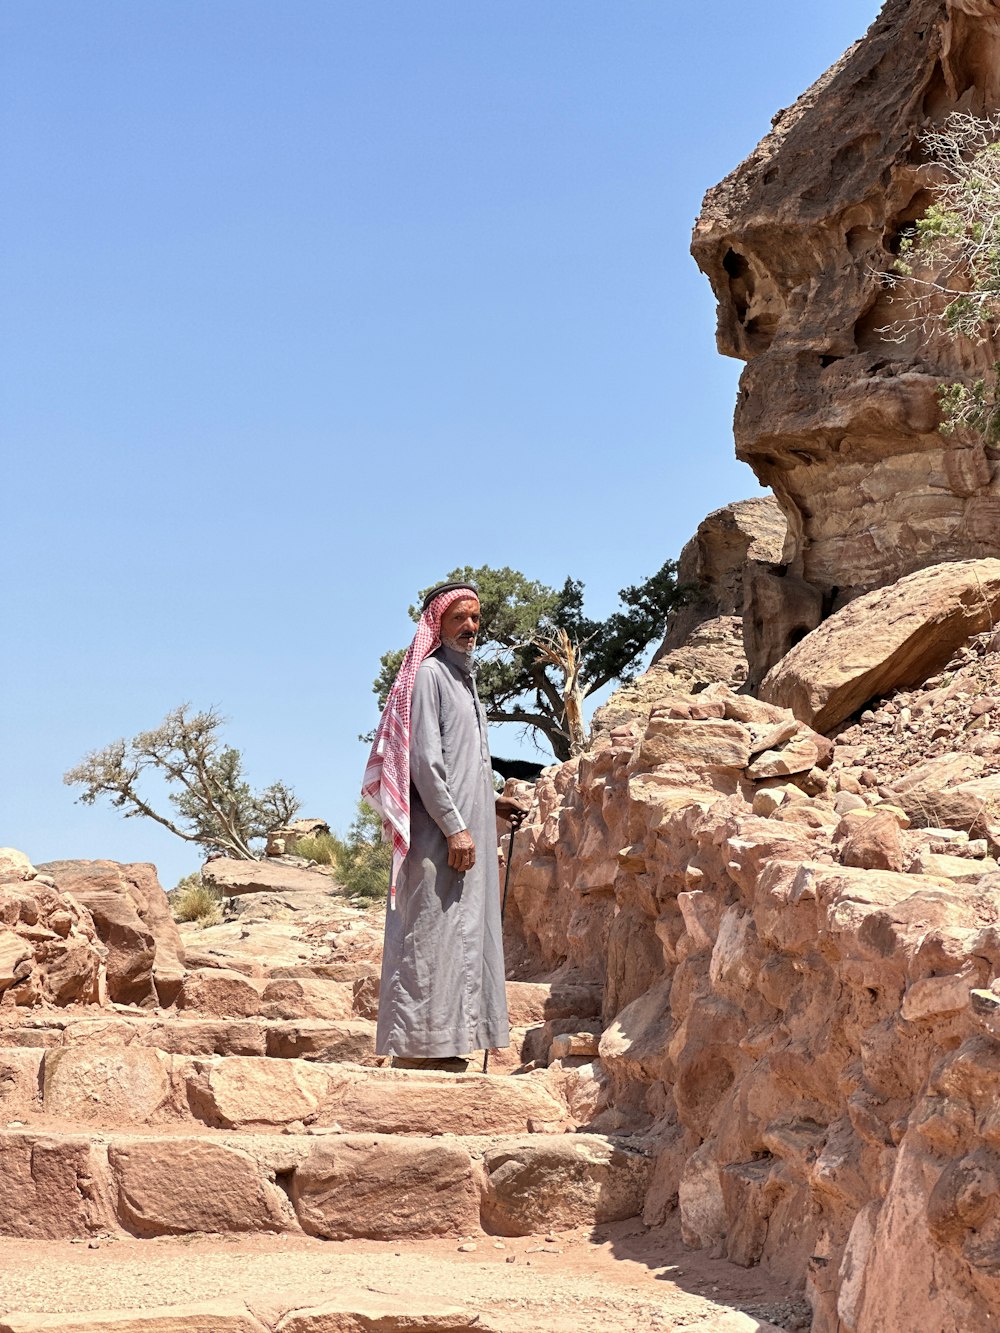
500,555,1000,1332
693,0,1000,685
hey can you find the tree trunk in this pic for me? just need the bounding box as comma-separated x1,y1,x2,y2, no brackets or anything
557,629,588,757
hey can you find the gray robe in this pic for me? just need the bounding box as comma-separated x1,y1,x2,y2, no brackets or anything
376,645,510,1058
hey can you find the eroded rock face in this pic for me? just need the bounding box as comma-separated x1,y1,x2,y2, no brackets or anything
37,860,184,1006
0,850,107,1008
655,497,786,660
693,0,1000,683
595,619,752,743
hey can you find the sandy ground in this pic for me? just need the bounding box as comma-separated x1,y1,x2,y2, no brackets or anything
0,1220,810,1332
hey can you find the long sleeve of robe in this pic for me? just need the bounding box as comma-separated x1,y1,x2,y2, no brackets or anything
376,646,510,1059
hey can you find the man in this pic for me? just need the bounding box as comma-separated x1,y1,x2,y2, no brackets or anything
362,581,526,1072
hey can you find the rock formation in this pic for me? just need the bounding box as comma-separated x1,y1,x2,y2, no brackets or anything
265,817,332,856
654,496,786,661
0,849,106,1006
761,557,1000,729
36,859,185,1006
592,497,786,738
693,0,1000,683
504,613,1000,1331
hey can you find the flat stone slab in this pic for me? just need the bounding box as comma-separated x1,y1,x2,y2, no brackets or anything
0,1298,484,1332
201,861,339,897
0,1304,271,1333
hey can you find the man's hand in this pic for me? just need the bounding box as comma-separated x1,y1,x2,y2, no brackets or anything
447,829,476,872
495,795,530,827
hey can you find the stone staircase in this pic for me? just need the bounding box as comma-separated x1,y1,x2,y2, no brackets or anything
0,853,796,1333
0,972,693,1333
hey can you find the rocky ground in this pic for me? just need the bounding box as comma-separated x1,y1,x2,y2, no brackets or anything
500,560,1000,1333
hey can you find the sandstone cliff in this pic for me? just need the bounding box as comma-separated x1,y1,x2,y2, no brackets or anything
693,0,1000,683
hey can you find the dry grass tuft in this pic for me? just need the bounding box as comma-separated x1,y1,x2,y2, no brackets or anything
171,873,223,927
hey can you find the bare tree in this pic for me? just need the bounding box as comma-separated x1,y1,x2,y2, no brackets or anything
528,626,591,757
65,704,300,860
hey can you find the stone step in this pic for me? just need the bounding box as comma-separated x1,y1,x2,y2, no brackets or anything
0,1127,651,1242
173,971,602,1027
0,977,602,1065
177,970,359,1022
0,1012,604,1082
0,1014,376,1062
2,1047,573,1135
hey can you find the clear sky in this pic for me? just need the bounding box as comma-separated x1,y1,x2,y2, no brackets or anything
2,0,881,889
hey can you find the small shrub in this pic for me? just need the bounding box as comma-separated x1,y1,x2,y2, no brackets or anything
340,839,392,903
171,873,222,926
286,832,345,866
336,801,390,903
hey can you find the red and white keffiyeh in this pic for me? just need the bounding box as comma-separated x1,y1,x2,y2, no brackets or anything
362,586,476,908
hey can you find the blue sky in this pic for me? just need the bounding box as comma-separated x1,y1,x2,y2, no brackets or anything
2,0,881,888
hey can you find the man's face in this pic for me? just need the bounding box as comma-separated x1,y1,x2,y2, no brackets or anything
439,597,481,654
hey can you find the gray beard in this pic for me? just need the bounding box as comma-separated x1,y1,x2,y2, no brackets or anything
441,633,476,657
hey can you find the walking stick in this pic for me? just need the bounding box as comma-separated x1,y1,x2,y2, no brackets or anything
482,815,521,1075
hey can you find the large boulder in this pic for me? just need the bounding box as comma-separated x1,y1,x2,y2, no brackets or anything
654,497,787,659
265,817,331,857
480,1135,651,1236
760,560,1000,732
37,860,185,1006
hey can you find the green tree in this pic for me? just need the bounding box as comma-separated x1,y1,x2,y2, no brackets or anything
65,704,300,860
373,562,687,761
336,801,392,901
879,111,1000,439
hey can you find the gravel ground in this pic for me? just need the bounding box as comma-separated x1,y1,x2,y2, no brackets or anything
0,1222,802,1332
